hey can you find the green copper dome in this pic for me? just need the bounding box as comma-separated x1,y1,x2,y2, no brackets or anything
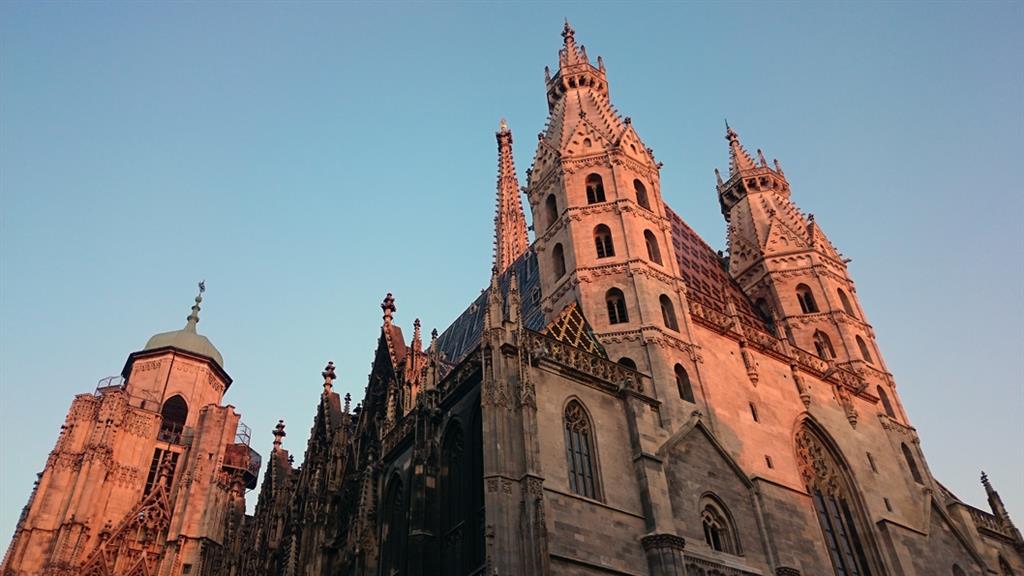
144,283,224,368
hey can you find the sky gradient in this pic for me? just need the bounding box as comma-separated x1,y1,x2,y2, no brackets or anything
2,1,1022,552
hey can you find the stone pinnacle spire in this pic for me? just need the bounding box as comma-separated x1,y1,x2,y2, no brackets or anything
184,280,205,333
560,19,586,67
271,420,286,451
725,121,757,177
493,119,529,273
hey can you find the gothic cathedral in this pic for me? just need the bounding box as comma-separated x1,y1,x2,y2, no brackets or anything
3,22,1021,576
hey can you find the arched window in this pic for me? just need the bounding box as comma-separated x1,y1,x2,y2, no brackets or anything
634,179,651,209
796,284,819,314
838,288,857,317
564,400,600,500
701,496,739,554
552,243,566,279
606,288,628,324
675,364,694,403
952,564,967,576
660,295,679,331
796,423,877,575
594,224,615,258
902,443,923,484
856,336,874,364
877,386,896,418
545,194,559,229
159,395,188,444
813,331,836,360
644,230,663,264
380,476,407,576
585,173,606,204
617,357,637,370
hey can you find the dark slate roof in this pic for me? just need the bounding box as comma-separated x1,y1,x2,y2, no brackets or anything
435,249,545,365
665,205,771,333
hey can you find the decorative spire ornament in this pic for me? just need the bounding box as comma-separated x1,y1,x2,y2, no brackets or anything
493,119,530,273
381,293,396,325
184,280,205,332
322,361,336,394
272,420,286,451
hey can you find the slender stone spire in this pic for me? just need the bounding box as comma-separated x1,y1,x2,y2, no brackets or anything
271,420,286,451
982,471,1021,539
560,19,586,67
725,121,757,176
493,119,529,273
184,280,205,333
381,292,396,326
322,361,336,395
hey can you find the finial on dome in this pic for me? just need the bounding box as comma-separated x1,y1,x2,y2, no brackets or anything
382,292,396,325
184,280,205,333
272,420,286,451
322,361,336,394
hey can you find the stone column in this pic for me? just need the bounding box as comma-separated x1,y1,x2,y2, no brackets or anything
640,533,686,576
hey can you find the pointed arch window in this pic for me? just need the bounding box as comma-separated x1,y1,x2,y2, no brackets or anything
594,224,615,258
634,179,651,210
796,424,876,576
552,243,566,279
660,294,679,331
877,386,896,419
545,194,559,229
606,288,628,325
564,400,600,500
675,364,694,403
644,230,663,265
901,443,923,485
701,496,739,554
585,173,606,204
856,336,874,364
380,476,407,576
814,331,837,361
838,288,857,317
159,395,188,444
796,284,819,314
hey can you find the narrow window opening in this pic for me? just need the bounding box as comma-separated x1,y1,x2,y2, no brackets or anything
564,400,600,500
814,331,836,361
838,288,857,317
796,284,819,314
552,243,566,279
749,402,760,422
606,288,628,325
585,173,606,204
765,455,774,469
867,452,878,473
856,336,874,364
884,498,893,512
644,230,663,264
159,395,188,444
902,443,924,484
659,294,679,331
877,386,896,419
675,364,694,403
544,194,559,229
594,224,615,259
634,179,651,209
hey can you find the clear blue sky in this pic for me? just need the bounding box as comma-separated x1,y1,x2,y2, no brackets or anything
2,1,1021,552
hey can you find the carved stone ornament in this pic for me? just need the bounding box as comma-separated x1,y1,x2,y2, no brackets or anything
794,427,843,496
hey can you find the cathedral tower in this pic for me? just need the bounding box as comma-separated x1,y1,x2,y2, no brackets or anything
526,21,700,426
2,285,259,576
716,125,908,423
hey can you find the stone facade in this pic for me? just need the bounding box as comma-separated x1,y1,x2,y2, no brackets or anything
2,289,259,576
234,23,1020,576
4,21,1022,576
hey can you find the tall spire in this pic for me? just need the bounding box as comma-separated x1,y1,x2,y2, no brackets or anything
725,122,756,176
560,19,586,67
271,420,286,452
493,119,529,273
184,280,205,333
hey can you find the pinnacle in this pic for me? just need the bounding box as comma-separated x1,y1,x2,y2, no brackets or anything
493,120,529,273
726,124,757,176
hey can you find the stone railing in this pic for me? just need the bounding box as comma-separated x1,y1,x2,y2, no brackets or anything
522,329,647,394
683,555,761,575
967,505,1015,540
382,414,415,458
